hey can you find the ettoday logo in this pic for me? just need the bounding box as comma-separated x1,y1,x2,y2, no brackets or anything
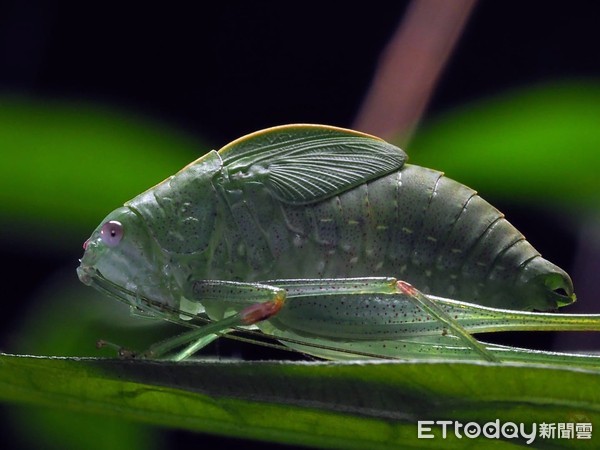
417,420,592,444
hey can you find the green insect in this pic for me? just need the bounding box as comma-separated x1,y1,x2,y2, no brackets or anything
77,124,600,363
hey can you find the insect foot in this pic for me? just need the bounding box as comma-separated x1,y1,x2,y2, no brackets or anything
96,339,138,359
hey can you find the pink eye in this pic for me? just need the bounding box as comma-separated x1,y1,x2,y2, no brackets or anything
100,220,123,247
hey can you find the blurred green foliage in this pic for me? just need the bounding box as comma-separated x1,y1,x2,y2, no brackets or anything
409,81,600,210
0,97,206,249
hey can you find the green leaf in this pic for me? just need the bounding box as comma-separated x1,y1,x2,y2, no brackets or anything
0,354,598,449
409,81,600,210
6,271,173,450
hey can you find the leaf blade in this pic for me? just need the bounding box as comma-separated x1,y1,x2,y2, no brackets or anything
1,354,599,449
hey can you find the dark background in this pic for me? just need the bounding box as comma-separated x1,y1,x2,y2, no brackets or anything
2,2,597,143
1,1,598,449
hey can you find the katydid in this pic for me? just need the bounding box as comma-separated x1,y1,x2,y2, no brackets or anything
77,124,600,364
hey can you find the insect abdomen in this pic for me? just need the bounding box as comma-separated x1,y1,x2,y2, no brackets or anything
377,164,535,303
219,162,546,307
282,164,540,306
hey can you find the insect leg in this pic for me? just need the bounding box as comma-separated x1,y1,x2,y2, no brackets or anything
143,282,286,360
264,277,400,296
264,277,497,361
396,281,498,362
170,334,220,361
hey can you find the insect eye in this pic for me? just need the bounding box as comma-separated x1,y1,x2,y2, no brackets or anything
100,220,124,247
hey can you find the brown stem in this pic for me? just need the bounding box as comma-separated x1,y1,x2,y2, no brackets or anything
353,0,477,145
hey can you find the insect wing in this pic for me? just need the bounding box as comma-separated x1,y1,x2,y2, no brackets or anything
219,124,407,205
